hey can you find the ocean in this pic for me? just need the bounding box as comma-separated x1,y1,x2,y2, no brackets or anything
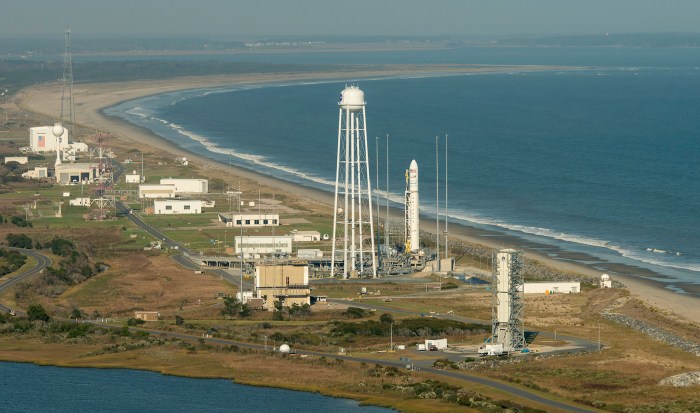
104,47,700,293
0,362,393,413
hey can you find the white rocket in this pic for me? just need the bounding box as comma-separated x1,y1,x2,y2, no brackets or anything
405,159,420,252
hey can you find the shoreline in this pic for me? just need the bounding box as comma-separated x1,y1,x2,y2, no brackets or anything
16,66,700,323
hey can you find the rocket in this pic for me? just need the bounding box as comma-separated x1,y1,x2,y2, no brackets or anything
405,159,420,252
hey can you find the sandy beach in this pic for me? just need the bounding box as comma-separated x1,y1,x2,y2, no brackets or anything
15,65,700,323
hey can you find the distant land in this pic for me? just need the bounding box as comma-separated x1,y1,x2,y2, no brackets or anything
2,32,700,57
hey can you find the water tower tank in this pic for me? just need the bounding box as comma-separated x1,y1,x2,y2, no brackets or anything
52,122,64,138
338,86,365,111
279,344,291,353
601,273,610,281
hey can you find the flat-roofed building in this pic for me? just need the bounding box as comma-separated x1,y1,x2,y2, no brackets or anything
139,184,176,199
235,235,292,255
29,126,69,152
22,166,49,179
218,213,279,228
134,311,160,321
290,230,321,242
255,263,310,309
4,156,28,165
125,173,142,183
153,199,203,215
55,163,98,185
160,178,208,194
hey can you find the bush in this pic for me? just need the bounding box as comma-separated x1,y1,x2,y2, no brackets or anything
345,307,368,318
175,315,184,326
6,233,32,249
127,318,145,326
26,304,50,322
10,216,32,228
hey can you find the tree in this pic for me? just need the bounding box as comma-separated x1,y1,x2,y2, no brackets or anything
70,308,82,320
27,304,50,322
6,233,32,249
175,315,184,326
10,216,32,228
379,313,394,324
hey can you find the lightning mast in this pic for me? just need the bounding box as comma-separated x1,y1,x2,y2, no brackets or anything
60,27,74,129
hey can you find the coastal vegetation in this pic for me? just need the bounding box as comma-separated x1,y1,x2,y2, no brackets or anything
1,76,700,413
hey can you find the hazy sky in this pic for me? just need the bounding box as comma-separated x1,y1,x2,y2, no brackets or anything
2,0,699,37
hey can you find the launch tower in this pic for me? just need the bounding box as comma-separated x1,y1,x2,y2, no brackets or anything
331,86,377,278
491,249,525,352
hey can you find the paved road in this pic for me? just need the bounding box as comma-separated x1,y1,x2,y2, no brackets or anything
329,298,600,355
111,323,599,413
0,247,52,314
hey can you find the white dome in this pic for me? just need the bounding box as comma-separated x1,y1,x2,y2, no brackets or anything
601,273,610,280
52,122,64,137
279,344,290,353
338,86,365,111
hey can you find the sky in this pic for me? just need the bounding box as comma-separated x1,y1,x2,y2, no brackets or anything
1,0,699,38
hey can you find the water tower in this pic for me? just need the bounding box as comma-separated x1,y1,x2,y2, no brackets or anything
330,86,377,278
490,249,525,352
53,122,64,167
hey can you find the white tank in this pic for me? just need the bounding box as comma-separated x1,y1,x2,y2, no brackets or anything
52,122,64,138
279,344,290,353
601,273,610,281
338,86,365,111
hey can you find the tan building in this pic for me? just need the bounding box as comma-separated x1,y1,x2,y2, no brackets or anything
255,263,310,310
134,311,160,321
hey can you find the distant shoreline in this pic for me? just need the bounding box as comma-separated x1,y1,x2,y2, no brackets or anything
16,64,700,323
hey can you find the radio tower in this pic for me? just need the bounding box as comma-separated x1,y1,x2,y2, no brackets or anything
331,86,377,278
60,27,74,129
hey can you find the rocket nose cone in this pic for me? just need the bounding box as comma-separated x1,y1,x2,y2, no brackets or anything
410,160,418,169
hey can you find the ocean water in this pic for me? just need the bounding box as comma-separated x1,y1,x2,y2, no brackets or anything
104,48,700,292
0,362,393,413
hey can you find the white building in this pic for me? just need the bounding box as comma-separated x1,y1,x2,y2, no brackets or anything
4,156,28,165
218,213,279,228
125,173,142,183
425,338,448,350
22,166,49,179
290,230,321,242
600,274,612,289
139,184,176,199
153,199,203,214
160,178,208,194
297,249,323,259
235,235,292,255
522,282,580,294
29,126,69,152
69,197,91,207
55,163,98,185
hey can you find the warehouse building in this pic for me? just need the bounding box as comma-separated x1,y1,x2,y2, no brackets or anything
218,212,279,228
138,184,176,199
255,263,310,310
160,178,208,194
153,199,204,214
55,163,98,185
290,230,321,242
235,235,292,255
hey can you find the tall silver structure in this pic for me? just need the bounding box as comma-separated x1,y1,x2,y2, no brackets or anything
491,249,525,352
331,86,377,278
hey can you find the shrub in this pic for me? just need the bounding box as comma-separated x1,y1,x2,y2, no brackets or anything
6,233,32,249
26,304,50,322
10,216,32,228
127,318,145,326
